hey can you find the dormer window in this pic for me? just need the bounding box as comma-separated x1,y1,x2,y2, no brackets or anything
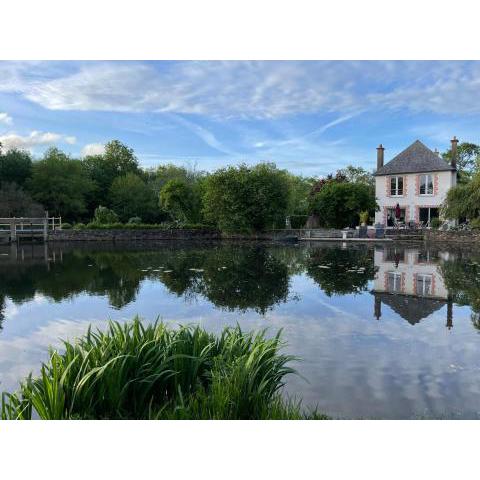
419,174,433,195
390,176,403,196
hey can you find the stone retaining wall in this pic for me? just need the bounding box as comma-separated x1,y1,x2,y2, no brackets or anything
48,228,303,242
49,229,222,242
425,229,480,244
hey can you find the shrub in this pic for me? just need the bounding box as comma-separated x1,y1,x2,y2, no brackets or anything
470,218,480,229
290,215,308,229
73,222,86,230
61,223,72,230
0,318,325,420
430,217,442,229
93,206,119,225
127,216,142,224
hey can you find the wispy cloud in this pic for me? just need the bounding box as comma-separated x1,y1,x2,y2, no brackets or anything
0,112,13,125
3,61,480,119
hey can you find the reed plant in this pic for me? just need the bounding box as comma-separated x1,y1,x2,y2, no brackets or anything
1,318,325,420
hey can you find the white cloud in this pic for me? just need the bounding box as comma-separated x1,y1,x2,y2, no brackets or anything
81,142,105,157
5,61,480,120
0,130,76,151
0,112,13,125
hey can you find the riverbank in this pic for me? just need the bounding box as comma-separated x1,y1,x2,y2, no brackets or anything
39,226,480,244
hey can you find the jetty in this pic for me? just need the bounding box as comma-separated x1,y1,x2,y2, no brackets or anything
0,217,62,243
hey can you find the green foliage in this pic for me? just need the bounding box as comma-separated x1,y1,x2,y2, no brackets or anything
430,217,442,229
127,216,142,224
0,182,44,217
442,142,480,180
93,206,119,224
109,173,158,222
26,148,95,220
284,173,314,217
203,163,290,233
73,223,86,230
290,215,308,229
82,140,140,206
443,173,480,220
1,318,323,420
159,178,202,223
337,165,374,187
309,182,376,229
61,223,72,230
359,210,369,225
0,148,33,186
470,218,480,229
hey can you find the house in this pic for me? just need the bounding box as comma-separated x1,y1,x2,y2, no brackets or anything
374,138,458,227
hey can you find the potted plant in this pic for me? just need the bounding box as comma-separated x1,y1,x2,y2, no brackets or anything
359,211,369,226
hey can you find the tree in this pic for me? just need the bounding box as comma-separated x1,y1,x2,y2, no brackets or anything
27,148,95,220
0,182,44,217
83,140,140,206
93,206,119,224
202,163,290,232
109,173,158,222
443,173,480,220
0,148,33,186
442,142,480,181
309,181,376,229
159,179,201,223
337,165,374,187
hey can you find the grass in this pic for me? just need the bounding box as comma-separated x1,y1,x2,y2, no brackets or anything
1,318,327,420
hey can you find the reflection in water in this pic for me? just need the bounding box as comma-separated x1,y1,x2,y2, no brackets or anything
1,241,480,418
372,246,455,328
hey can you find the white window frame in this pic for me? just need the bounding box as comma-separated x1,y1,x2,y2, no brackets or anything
387,272,402,292
419,174,434,196
390,176,404,196
416,274,433,296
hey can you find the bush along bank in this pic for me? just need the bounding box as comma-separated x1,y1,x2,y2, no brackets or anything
1,318,327,420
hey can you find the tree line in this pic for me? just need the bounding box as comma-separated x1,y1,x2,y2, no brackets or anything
0,139,379,232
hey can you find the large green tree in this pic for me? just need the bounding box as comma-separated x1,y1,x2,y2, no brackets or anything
109,173,158,222
159,178,202,223
202,163,290,232
0,182,44,217
83,140,140,206
443,172,480,220
0,148,33,186
442,142,480,181
309,181,376,229
26,148,95,220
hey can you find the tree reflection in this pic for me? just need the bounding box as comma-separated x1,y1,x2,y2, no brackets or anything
0,243,292,316
306,246,375,296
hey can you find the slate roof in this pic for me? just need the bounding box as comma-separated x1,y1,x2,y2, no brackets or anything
373,292,446,325
375,140,455,176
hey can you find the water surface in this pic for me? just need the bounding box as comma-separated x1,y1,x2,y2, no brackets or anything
1,240,479,419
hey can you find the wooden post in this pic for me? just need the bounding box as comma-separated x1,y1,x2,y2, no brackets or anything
43,218,48,242
10,219,16,242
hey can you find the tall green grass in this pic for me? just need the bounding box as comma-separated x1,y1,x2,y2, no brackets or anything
1,318,326,420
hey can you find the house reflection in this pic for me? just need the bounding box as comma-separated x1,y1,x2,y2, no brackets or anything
372,246,454,328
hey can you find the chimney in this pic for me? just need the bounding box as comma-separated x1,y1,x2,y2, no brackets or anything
450,136,458,169
376,144,385,170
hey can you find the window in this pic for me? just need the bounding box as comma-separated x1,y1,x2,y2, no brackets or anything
419,174,433,195
419,207,439,226
416,274,433,296
387,272,402,293
390,176,403,196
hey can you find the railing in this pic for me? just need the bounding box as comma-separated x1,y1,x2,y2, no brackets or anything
0,217,62,241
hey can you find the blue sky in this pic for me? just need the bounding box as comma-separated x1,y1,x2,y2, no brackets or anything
0,60,479,176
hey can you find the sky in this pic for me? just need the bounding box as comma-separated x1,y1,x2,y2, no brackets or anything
0,60,479,177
